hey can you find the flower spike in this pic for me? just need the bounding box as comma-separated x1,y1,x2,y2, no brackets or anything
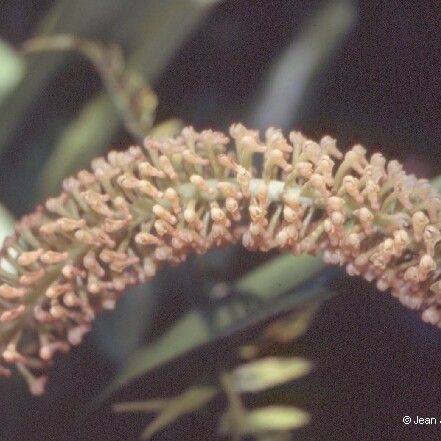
1,124,441,393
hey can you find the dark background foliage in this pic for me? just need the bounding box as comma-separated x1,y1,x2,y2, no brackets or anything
0,1,440,440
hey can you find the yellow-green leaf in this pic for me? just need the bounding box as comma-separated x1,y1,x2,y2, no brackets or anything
113,399,169,413
432,175,441,192
0,203,14,245
0,203,15,274
262,303,320,343
150,119,183,139
235,254,324,300
140,386,218,440
0,39,24,102
234,357,313,393
219,406,310,435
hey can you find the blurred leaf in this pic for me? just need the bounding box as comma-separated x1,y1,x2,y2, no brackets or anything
112,385,217,440
234,357,313,393
93,284,157,364
113,399,168,413
251,0,356,129
109,310,211,393
149,119,183,139
219,406,310,436
0,0,219,160
220,371,246,440
0,203,14,242
33,0,218,195
262,303,321,343
255,434,292,441
0,203,15,272
0,39,25,102
23,35,159,142
432,175,441,192
238,302,320,360
0,0,151,153
41,94,119,195
137,386,218,440
102,289,331,402
235,254,324,300
128,0,221,81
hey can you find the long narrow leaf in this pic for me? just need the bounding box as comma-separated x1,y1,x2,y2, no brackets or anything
140,386,218,440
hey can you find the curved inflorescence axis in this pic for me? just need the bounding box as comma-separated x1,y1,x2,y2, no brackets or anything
1,124,440,394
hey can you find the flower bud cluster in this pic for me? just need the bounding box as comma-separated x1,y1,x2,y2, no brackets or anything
1,124,440,393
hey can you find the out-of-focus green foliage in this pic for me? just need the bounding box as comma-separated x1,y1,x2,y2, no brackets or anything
31,0,219,196
0,203,14,245
21,34,158,195
0,39,25,102
23,34,159,142
235,254,324,300
108,310,210,394
0,0,138,153
105,262,331,396
219,405,311,437
39,95,120,196
0,0,220,155
251,0,356,129
113,302,320,440
114,386,218,440
432,176,441,192
0,39,18,271
233,357,313,393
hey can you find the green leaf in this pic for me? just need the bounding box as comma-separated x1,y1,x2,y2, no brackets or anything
432,175,441,192
261,303,321,343
235,254,324,300
0,203,15,274
34,0,218,195
0,0,220,160
40,94,119,195
251,0,356,128
238,303,320,360
0,203,14,245
113,399,169,413
149,119,183,139
219,406,310,436
101,290,331,403
0,39,25,102
109,310,211,393
233,357,313,393
0,0,149,153
23,35,159,142
93,284,157,364
138,386,218,440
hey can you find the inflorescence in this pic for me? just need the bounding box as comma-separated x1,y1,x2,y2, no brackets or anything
1,124,441,393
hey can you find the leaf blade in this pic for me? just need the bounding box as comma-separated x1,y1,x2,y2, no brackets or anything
219,406,310,436
140,386,218,440
234,357,313,393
